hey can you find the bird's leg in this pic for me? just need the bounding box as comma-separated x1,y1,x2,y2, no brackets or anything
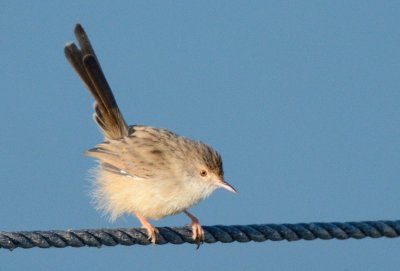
184,210,204,247
135,212,159,244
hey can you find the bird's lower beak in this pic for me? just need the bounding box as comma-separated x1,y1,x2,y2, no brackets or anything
216,179,237,193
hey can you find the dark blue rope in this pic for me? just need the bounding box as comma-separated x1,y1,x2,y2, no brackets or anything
1,220,399,250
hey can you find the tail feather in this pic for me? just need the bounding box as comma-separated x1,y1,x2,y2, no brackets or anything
64,24,128,140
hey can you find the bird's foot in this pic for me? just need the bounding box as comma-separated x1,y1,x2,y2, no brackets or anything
184,210,204,248
135,213,159,244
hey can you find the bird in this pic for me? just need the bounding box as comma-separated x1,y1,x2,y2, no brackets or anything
64,24,236,246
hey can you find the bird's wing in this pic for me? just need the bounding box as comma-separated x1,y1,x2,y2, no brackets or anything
86,136,173,180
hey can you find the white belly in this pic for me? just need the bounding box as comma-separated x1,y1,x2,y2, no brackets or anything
90,166,216,221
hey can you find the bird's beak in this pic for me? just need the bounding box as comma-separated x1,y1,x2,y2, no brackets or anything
216,179,237,193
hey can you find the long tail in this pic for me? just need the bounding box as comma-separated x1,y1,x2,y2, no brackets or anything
64,24,128,140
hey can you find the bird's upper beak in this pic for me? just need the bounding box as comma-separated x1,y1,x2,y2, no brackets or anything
216,179,237,193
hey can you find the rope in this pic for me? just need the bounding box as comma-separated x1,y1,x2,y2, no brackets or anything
1,220,399,250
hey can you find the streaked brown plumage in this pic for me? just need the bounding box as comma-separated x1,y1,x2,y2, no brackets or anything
64,24,236,245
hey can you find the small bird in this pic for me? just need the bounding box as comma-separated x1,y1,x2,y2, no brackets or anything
64,24,236,245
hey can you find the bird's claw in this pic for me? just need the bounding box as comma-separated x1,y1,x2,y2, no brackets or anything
189,221,204,249
143,224,159,244
183,210,204,248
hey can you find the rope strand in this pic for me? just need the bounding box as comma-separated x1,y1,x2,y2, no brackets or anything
1,220,399,250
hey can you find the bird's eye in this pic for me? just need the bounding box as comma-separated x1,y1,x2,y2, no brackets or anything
200,170,207,177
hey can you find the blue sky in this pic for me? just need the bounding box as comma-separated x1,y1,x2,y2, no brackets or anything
1,1,400,270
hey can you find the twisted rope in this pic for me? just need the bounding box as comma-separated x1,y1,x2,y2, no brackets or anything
1,220,399,250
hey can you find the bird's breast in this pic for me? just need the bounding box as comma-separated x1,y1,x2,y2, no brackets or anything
91,167,217,220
